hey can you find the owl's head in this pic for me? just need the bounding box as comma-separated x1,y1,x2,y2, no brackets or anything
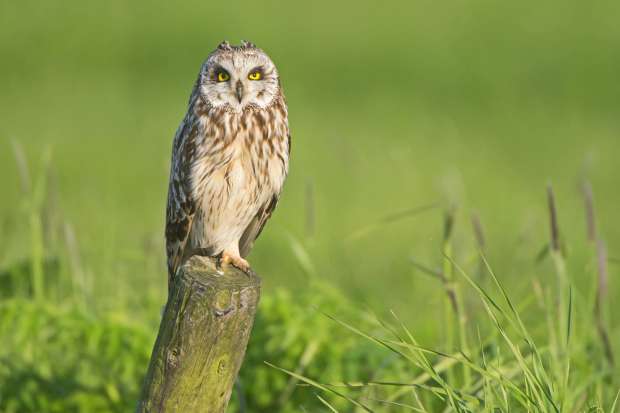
198,40,281,112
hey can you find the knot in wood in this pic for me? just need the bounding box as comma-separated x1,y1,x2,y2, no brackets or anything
213,289,234,316
217,357,227,375
166,347,180,369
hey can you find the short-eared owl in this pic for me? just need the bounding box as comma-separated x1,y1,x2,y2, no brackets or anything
165,40,290,289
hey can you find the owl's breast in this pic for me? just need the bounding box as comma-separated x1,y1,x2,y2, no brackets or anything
191,105,288,208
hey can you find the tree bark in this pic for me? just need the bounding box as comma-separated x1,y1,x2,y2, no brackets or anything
137,255,261,413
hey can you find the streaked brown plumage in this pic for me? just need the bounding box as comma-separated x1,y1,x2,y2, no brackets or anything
165,41,290,290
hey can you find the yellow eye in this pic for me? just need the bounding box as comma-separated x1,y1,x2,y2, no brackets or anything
248,71,262,81
216,71,230,82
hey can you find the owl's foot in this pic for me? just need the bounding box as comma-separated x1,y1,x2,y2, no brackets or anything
221,252,251,274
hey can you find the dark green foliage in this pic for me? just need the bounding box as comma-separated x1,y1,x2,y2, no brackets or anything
0,299,152,413
0,257,60,298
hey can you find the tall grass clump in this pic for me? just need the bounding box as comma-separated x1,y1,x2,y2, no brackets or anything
4,142,90,307
273,185,619,412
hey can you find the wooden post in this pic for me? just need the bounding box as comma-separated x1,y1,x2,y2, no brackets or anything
137,255,261,413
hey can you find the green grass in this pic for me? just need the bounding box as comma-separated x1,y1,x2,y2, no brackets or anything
1,0,619,411
272,195,619,411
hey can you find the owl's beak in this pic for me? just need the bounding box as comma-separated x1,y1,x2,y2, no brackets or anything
235,80,244,103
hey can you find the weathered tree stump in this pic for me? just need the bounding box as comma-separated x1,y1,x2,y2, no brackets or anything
137,255,261,413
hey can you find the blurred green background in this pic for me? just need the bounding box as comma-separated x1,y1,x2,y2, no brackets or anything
1,0,619,411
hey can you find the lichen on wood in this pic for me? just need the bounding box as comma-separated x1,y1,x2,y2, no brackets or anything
137,256,261,413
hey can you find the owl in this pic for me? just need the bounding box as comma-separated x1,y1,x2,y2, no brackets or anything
165,40,290,290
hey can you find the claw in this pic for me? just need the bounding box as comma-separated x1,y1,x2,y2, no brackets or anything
221,251,251,274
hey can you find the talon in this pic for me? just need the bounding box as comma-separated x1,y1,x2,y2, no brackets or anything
221,254,232,265
221,252,251,274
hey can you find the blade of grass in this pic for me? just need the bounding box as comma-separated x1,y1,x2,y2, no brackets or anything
319,311,465,411
346,202,438,241
382,336,536,408
610,388,620,412
547,184,560,252
368,397,427,412
316,394,339,413
265,362,374,412
451,256,559,411
277,339,321,407
594,238,614,366
567,287,572,347
409,258,443,280
480,253,557,398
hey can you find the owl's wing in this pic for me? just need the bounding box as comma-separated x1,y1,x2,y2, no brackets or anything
165,115,198,289
239,194,279,258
